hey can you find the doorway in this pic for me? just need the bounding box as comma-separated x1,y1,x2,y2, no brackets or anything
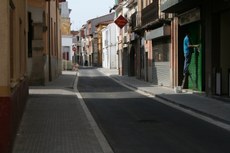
178,22,203,91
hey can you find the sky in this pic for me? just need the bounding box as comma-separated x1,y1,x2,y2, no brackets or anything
67,0,115,30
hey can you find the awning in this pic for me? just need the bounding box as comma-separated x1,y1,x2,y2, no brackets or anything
161,0,201,13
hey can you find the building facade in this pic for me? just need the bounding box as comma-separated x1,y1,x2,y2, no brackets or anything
96,21,113,67
0,0,28,153
102,23,118,69
121,0,172,85
141,0,172,86
60,1,73,70
72,30,82,65
0,0,63,152
126,0,138,76
79,25,87,66
27,0,62,85
73,0,230,98
113,0,129,75
161,0,230,96
85,12,115,66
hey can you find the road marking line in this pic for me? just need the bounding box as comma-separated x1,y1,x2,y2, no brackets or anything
73,73,114,153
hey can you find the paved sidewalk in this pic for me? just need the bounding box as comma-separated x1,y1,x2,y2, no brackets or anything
97,68,230,130
12,71,111,153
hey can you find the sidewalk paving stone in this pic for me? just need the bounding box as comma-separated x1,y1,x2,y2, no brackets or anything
12,71,104,153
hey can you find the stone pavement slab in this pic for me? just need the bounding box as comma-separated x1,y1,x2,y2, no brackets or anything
12,71,105,153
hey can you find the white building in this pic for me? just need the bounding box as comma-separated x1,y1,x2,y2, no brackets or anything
102,23,118,69
62,35,73,61
60,1,73,70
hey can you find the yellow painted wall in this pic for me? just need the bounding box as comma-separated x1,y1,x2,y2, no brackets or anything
0,0,27,96
61,18,71,35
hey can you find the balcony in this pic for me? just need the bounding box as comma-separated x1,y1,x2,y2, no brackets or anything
141,1,159,26
131,12,137,28
130,11,141,30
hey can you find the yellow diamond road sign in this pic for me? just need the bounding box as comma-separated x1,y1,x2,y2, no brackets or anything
114,15,128,29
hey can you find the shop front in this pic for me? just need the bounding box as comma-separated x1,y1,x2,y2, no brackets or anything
145,25,171,86
161,0,204,91
178,8,203,91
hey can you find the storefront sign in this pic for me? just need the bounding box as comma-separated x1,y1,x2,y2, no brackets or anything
145,25,170,40
114,15,128,29
179,8,200,26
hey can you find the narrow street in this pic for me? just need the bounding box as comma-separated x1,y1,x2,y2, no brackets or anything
77,67,230,153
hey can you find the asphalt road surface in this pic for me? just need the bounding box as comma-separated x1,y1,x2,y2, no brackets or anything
77,67,230,153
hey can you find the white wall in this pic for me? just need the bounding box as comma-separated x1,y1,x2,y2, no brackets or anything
102,28,108,68
62,35,72,45
102,23,118,69
62,35,73,61
108,23,118,69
